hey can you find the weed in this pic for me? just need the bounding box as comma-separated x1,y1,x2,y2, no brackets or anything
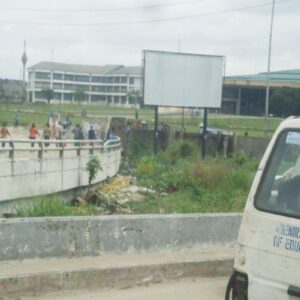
15,196,97,217
86,157,102,187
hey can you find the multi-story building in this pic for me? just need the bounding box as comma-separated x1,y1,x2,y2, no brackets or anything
223,69,300,115
27,62,142,105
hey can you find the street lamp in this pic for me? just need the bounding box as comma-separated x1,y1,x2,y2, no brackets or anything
264,0,276,138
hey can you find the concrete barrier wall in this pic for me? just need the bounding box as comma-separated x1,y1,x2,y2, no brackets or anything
0,213,242,261
235,135,270,158
0,139,121,202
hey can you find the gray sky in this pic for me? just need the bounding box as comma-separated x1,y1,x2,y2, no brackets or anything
0,0,299,79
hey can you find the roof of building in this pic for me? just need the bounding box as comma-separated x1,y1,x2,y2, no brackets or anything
226,69,300,84
28,61,142,76
113,66,142,75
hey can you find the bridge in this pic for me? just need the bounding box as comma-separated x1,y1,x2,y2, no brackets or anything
0,138,121,211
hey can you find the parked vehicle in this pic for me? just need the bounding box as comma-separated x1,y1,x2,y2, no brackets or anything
199,123,233,136
226,116,300,299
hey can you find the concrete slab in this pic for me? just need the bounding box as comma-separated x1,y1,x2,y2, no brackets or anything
0,247,234,298
22,277,228,300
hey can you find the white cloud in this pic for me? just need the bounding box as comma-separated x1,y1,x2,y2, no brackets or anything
0,0,299,78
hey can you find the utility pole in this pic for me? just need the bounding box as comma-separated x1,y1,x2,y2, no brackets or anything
264,0,275,138
21,40,28,102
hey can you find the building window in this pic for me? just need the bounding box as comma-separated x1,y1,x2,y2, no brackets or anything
121,96,126,104
92,76,104,83
91,95,101,102
74,75,89,82
114,86,120,93
35,91,44,99
92,86,106,92
64,93,72,100
53,73,63,80
107,77,114,83
64,74,74,81
129,77,134,85
35,72,51,80
121,86,127,93
54,93,62,100
53,83,63,89
35,81,51,89
114,77,120,83
121,77,127,83
223,87,238,99
74,85,89,92
64,84,74,91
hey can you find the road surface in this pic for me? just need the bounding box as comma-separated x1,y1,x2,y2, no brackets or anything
23,277,227,300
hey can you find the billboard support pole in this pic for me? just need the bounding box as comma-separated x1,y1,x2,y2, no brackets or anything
154,106,159,154
201,108,208,159
181,108,185,138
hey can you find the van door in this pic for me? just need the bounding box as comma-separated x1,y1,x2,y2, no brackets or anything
233,130,300,299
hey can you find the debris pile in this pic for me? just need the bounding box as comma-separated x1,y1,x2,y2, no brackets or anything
72,175,149,214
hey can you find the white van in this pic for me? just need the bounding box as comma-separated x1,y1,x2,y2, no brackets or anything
226,117,300,299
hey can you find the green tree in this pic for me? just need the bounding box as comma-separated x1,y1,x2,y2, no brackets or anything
18,87,27,103
0,82,5,101
127,90,142,106
127,90,143,119
270,87,300,117
74,89,86,105
42,88,54,104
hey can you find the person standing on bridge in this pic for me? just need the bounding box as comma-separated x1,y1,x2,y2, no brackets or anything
29,123,40,148
0,123,10,148
88,126,96,140
42,124,51,147
88,126,96,154
14,114,20,130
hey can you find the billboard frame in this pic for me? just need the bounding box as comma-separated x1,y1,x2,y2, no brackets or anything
142,49,225,158
142,49,224,109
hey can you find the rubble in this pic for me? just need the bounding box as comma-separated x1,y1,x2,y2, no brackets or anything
71,175,152,214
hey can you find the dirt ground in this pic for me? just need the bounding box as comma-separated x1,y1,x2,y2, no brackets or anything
23,277,227,300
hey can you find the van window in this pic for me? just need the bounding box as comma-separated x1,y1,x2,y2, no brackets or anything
255,130,300,218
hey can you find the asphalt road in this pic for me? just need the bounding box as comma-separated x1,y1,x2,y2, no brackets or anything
23,277,227,300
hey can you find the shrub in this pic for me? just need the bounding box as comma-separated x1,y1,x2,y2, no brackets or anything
163,141,199,164
86,157,102,187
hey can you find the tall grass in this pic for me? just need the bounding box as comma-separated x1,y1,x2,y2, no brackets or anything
130,142,258,214
15,196,97,217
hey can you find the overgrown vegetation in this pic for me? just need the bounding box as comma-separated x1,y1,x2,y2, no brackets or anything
12,141,258,217
129,142,258,213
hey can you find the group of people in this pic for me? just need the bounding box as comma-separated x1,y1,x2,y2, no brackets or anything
0,123,115,149
0,114,20,147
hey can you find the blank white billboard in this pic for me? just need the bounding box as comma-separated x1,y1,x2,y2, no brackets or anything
143,50,224,108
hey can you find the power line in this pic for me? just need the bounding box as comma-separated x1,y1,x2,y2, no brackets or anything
0,0,294,27
0,0,206,13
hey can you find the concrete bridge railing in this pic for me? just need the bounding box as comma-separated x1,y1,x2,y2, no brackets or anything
0,213,242,261
0,138,122,203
